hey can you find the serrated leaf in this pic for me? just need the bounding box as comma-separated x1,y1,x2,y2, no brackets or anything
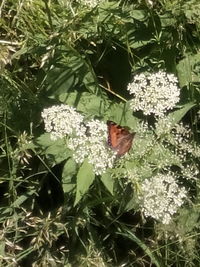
74,160,95,205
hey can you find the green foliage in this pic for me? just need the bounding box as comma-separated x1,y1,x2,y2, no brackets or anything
74,160,95,205
1,0,200,266
35,133,71,163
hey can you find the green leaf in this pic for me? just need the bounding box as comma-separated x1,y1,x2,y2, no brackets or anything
35,133,54,147
63,158,77,180
160,13,177,27
46,68,78,98
74,160,95,206
59,91,109,117
101,172,114,195
130,9,148,21
106,102,139,129
35,133,71,163
62,158,77,193
177,53,200,87
167,102,195,125
178,206,200,233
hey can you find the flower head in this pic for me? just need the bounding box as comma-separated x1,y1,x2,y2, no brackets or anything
138,172,187,224
41,104,85,140
68,119,116,175
42,105,116,175
127,71,180,117
81,0,102,8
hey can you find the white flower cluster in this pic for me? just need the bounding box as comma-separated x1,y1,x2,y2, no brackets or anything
68,119,116,175
41,104,85,140
138,173,187,224
81,0,102,8
127,71,180,117
155,116,174,137
42,105,116,175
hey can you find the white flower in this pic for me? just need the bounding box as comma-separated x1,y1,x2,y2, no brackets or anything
181,164,199,180
69,119,117,175
81,0,102,8
41,104,85,140
138,173,187,224
155,116,174,137
42,106,116,175
127,71,180,117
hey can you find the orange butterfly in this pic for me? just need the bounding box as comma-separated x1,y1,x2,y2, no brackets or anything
107,121,135,156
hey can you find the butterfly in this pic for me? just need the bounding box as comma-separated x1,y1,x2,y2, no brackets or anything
107,121,135,156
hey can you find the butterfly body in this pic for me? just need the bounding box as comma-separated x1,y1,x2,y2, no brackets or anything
107,121,135,156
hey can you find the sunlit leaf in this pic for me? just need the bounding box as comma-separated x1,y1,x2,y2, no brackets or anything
101,172,114,195
35,133,71,163
177,53,200,87
168,102,195,125
74,160,95,205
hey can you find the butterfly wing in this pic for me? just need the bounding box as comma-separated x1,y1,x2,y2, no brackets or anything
107,121,135,156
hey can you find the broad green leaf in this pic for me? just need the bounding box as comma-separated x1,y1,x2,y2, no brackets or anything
123,196,137,212
62,158,77,193
160,13,177,27
167,102,195,125
35,133,71,163
62,182,76,194
178,206,200,234
130,10,148,21
35,133,54,147
177,53,200,87
106,102,139,129
101,172,114,195
62,158,77,180
59,92,109,117
46,68,78,97
82,70,99,93
99,1,119,15
74,160,95,205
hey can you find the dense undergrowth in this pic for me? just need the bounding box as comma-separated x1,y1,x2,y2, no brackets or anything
1,0,200,266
